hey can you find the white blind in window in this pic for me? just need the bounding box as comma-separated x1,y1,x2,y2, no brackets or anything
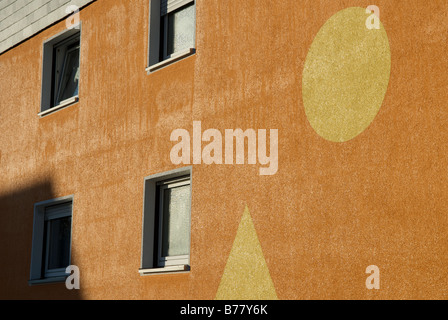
161,0,194,15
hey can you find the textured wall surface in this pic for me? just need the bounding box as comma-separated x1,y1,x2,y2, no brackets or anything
0,0,448,300
0,0,94,53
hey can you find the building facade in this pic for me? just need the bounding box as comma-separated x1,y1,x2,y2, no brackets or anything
1,0,448,299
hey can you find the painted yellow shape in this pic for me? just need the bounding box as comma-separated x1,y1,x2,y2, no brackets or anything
215,206,278,300
302,7,391,142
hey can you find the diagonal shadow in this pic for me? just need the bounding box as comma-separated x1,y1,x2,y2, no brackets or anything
0,178,82,299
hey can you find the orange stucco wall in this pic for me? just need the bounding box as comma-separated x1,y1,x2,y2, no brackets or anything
0,0,447,299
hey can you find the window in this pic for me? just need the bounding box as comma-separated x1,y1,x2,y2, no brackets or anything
157,177,191,267
29,196,73,285
147,0,196,72
53,36,80,108
140,167,192,274
40,28,80,116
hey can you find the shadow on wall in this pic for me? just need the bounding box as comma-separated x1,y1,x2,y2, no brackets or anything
0,178,81,299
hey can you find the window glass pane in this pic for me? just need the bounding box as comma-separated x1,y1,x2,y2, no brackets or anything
161,184,191,257
167,4,195,56
56,46,80,105
47,216,71,270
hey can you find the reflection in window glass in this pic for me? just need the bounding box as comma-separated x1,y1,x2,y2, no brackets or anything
167,4,195,56
46,216,71,270
161,184,191,258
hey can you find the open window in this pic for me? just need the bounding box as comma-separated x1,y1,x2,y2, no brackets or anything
40,28,80,116
53,36,80,108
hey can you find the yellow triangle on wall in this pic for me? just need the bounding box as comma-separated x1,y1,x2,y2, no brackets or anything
215,206,278,300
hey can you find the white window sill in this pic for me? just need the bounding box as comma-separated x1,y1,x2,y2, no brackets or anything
146,48,195,74
139,265,190,276
38,96,79,117
28,276,66,286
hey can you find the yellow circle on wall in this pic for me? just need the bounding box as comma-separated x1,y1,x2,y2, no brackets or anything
302,7,391,142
